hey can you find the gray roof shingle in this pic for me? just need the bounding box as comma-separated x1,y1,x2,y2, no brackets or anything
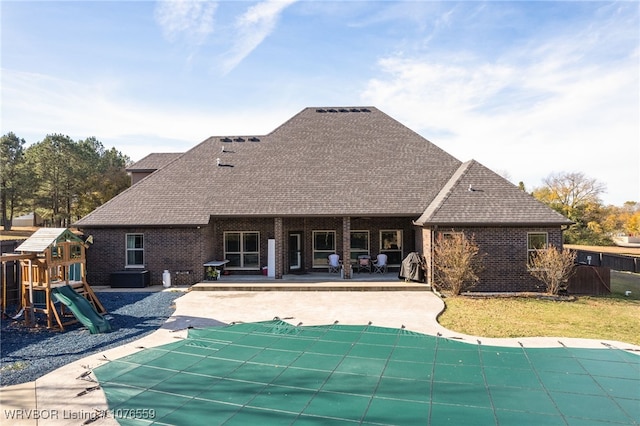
74,107,568,227
415,160,572,226
126,153,183,172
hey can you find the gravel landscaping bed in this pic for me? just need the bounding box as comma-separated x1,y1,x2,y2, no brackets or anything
0,291,183,387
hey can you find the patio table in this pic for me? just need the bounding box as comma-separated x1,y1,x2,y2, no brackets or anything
203,260,229,281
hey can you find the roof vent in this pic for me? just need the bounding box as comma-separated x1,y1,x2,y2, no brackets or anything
248,137,260,142
216,158,234,167
316,108,327,113
360,108,371,113
327,108,338,113
339,108,349,113
350,108,361,112
233,137,245,142
221,137,232,143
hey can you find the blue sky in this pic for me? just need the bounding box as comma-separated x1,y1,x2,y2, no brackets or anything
2,0,638,206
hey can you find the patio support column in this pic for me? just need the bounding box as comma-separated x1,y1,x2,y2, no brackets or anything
274,217,283,279
342,217,351,279
423,227,434,286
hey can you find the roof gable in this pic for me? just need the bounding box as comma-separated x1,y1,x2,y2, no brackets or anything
415,160,572,226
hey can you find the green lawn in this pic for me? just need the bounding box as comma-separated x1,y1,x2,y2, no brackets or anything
611,270,640,298
438,271,640,346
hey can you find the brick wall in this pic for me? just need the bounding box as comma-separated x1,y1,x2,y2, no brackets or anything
82,227,210,286
428,226,564,292
81,216,418,286
83,222,563,291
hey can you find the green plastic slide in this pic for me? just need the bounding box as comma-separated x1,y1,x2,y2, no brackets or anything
51,285,111,334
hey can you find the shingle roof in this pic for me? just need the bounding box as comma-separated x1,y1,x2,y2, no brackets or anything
415,160,572,226
126,153,183,172
74,107,568,227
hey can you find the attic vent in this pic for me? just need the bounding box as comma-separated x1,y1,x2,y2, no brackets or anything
248,137,260,142
360,108,371,112
339,108,349,112
350,108,361,112
233,137,245,142
221,137,232,143
327,108,338,113
316,109,327,113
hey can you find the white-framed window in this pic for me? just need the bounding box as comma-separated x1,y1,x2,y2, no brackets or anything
380,230,402,265
527,232,548,266
350,231,369,262
224,231,260,269
126,234,144,267
313,230,336,267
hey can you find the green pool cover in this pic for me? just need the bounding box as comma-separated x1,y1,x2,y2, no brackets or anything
94,320,639,425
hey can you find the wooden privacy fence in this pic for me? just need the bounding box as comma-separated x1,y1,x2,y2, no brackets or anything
567,265,610,296
573,250,639,273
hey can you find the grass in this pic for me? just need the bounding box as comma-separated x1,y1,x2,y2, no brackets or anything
438,271,640,346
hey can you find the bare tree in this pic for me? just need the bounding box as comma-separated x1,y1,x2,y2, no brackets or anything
529,245,576,295
433,232,484,296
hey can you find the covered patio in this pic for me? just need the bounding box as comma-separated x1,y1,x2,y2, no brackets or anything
191,269,430,292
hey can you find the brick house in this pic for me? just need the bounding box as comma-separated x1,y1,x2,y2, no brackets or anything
74,107,571,291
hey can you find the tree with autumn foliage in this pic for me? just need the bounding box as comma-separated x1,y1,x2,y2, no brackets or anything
533,172,608,245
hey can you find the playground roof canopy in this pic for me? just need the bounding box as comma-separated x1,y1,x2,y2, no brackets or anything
15,228,82,253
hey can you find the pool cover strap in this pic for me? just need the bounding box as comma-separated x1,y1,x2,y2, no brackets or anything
93,320,640,425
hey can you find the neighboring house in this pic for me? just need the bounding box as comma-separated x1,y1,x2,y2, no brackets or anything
12,212,44,227
74,107,571,291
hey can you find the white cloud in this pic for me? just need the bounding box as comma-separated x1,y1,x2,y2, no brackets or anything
1,69,291,160
154,0,217,45
361,22,639,205
220,0,297,74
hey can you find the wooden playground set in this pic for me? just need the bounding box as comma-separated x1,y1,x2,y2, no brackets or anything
0,228,109,332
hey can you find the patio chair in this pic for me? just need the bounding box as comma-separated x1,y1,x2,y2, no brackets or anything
357,255,372,273
373,254,388,274
328,254,341,273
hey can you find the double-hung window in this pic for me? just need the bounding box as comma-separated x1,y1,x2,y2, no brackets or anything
527,232,548,266
225,232,260,269
313,231,335,267
126,234,144,267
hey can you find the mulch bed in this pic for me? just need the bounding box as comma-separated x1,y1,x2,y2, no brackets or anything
0,291,182,387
